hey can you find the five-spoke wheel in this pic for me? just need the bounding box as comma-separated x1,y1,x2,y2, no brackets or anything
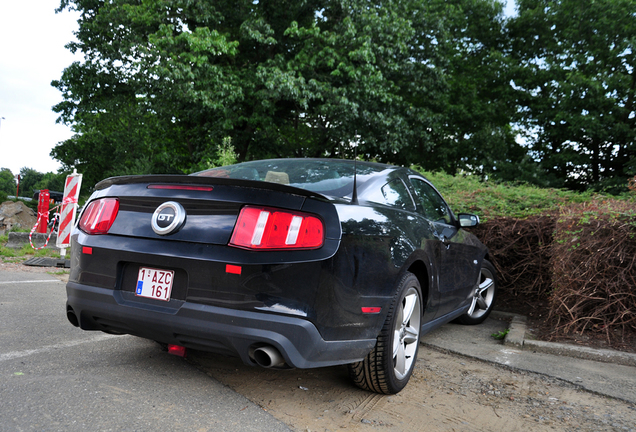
349,272,422,394
456,260,498,325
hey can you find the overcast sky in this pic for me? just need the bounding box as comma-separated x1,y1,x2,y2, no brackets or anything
0,1,80,175
0,0,517,177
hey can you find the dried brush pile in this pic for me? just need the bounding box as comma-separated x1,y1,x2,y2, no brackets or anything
549,201,636,341
472,216,554,299
472,200,636,345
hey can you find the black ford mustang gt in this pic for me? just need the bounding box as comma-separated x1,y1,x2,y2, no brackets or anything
66,158,497,394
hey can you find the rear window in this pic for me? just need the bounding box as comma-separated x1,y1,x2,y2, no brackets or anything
195,159,387,198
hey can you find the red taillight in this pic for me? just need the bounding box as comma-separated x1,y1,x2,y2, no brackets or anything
79,198,120,235
229,206,324,250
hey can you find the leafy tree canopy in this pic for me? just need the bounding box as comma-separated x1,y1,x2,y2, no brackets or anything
510,0,636,192
0,168,17,196
53,0,525,188
33,172,67,194
18,168,44,198
0,168,66,199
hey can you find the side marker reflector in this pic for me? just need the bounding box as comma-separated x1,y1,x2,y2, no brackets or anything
226,264,242,275
361,307,382,314
82,247,93,255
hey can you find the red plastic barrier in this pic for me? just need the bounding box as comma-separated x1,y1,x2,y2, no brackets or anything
37,190,50,234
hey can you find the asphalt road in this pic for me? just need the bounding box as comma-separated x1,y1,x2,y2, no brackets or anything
0,271,290,432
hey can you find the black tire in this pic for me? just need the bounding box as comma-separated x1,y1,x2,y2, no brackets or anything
348,272,422,394
455,259,498,325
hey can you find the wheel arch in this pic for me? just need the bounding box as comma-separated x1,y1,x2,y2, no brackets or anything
404,257,431,314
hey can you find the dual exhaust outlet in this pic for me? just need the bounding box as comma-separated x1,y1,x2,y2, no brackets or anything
252,345,286,368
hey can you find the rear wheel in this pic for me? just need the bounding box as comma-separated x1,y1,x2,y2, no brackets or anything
348,272,422,394
455,260,497,325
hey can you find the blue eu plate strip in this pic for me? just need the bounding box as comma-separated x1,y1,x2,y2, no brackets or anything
136,281,143,295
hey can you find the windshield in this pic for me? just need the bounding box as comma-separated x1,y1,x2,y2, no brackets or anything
195,159,388,198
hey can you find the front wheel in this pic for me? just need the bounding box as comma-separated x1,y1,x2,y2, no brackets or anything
455,260,498,325
348,272,422,394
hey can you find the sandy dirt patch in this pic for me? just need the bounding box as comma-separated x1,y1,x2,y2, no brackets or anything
190,348,636,431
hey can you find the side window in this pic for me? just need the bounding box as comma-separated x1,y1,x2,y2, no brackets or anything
366,179,415,211
410,178,452,224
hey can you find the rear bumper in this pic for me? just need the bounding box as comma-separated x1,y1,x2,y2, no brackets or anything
66,281,376,369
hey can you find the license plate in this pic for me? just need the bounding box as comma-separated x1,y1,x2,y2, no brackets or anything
135,267,174,301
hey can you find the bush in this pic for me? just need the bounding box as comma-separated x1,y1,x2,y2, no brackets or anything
549,200,636,340
472,216,554,299
414,167,596,221
471,199,636,345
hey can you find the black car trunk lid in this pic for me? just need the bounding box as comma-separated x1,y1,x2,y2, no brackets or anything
90,175,339,246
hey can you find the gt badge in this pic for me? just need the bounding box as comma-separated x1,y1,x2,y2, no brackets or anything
151,201,186,235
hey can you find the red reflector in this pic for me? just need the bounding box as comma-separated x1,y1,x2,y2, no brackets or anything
148,184,214,191
82,247,93,255
229,206,324,250
167,345,187,357
361,307,382,314
78,198,120,235
226,264,242,275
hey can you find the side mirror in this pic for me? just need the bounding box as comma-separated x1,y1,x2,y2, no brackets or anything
458,213,480,228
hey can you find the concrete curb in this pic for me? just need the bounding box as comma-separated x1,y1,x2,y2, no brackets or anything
490,310,636,368
5,232,62,251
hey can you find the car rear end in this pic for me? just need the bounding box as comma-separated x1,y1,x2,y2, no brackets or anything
65,174,381,368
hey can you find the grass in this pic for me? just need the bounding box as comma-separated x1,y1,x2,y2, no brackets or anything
0,232,70,277
491,329,510,340
0,232,68,264
412,167,633,221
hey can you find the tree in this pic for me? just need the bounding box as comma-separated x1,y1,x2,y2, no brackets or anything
18,168,44,198
510,0,636,192
52,1,431,182
0,168,17,197
409,0,531,181
33,172,67,194
53,0,520,185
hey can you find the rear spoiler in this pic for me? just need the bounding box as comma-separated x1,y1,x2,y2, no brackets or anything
95,174,329,201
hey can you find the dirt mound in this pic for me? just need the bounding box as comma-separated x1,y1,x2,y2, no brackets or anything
0,201,37,235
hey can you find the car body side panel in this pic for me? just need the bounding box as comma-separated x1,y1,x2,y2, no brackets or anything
334,203,441,331
435,226,485,316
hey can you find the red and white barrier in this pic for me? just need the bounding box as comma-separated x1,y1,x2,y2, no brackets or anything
56,170,83,254
29,202,60,251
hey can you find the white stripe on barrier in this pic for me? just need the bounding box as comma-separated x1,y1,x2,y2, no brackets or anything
56,171,83,249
